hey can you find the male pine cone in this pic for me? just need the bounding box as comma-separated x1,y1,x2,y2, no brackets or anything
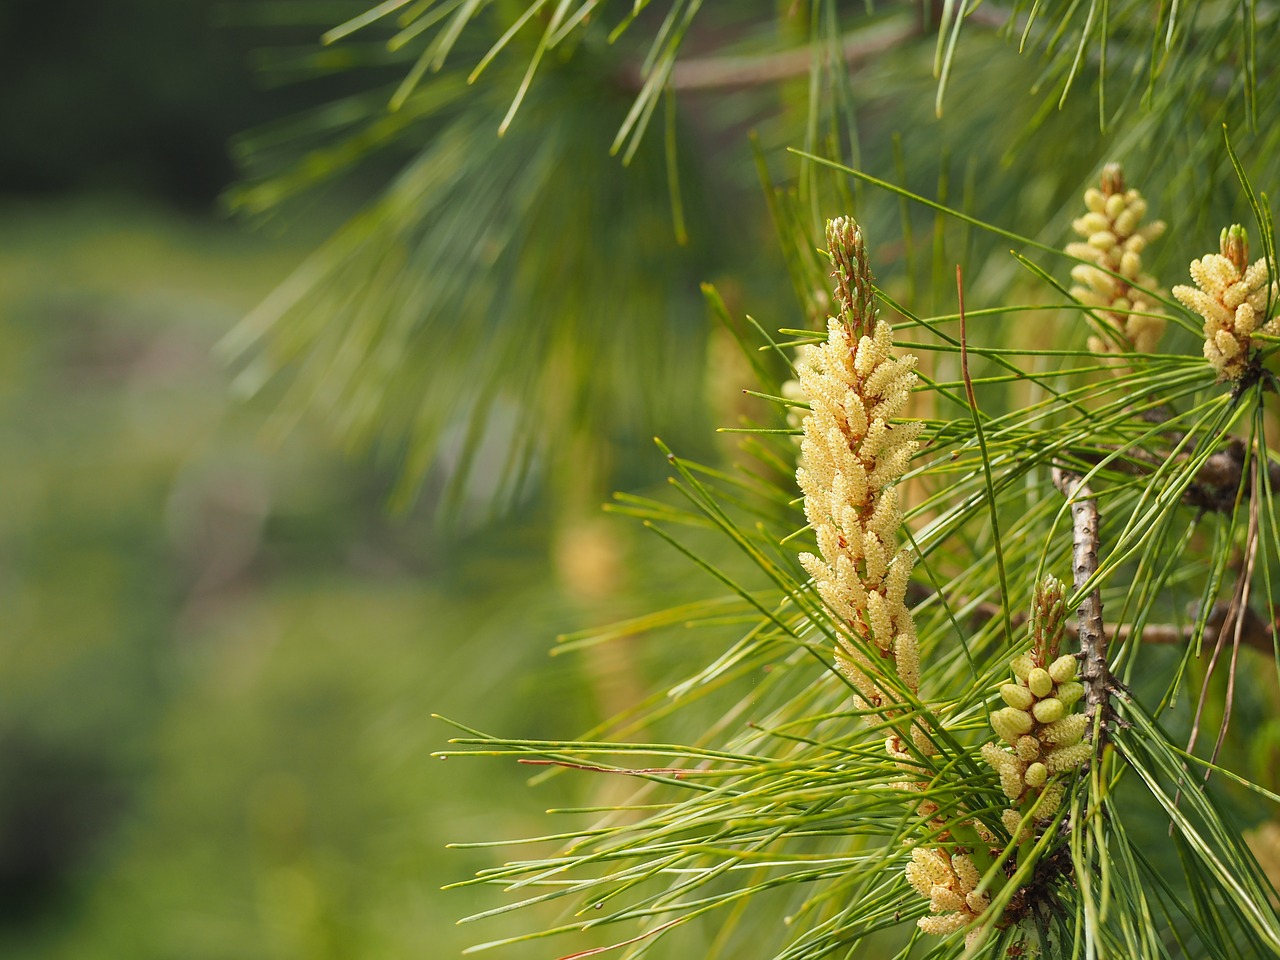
1067,163,1166,356
1172,224,1278,381
795,218,925,752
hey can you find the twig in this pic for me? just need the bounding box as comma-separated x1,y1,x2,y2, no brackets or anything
620,6,1013,93
1052,468,1114,744
940,597,1274,655
1072,436,1280,514
667,19,919,91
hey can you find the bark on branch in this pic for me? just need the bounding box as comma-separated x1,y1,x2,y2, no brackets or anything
1052,468,1114,743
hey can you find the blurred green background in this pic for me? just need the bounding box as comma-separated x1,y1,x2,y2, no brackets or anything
0,3,724,957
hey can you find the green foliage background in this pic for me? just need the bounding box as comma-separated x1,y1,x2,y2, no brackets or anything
0,10,750,954
0,196,711,957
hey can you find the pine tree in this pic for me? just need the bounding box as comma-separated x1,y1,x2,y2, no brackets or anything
230,4,1280,957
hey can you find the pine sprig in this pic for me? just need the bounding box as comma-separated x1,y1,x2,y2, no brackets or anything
440,177,1280,955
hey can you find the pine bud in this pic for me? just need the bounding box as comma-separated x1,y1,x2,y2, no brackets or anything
1000,684,1035,710
826,217,875,341
981,741,1018,774
1002,808,1028,842
1027,668,1053,698
991,707,1035,743
1221,223,1249,274
1024,762,1048,788
1001,764,1026,800
1033,782,1066,822
1048,654,1078,683
1031,576,1067,660
1009,655,1035,682
1044,742,1092,774
918,913,968,936
1054,680,1084,708
952,854,980,892
1015,736,1041,761
1173,223,1278,381
907,848,950,893
1100,162,1124,196
797,218,927,733
1031,698,1064,723
931,884,966,914
1066,165,1166,359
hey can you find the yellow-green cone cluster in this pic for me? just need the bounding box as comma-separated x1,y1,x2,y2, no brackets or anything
980,576,1088,839
1172,224,1279,381
1067,163,1166,356
795,217,926,755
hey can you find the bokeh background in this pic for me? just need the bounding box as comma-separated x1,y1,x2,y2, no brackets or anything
3,0,819,954
1,4,681,957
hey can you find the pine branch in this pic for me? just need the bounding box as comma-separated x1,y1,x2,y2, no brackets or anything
933,593,1274,655
654,18,920,92
1051,467,1115,747
1073,429,1280,514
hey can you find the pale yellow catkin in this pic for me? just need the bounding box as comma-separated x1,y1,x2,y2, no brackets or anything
797,220,1006,941
1172,224,1279,381
1067,163,1166,357
905,847,990,940
795,221,995,941
795,217,926,754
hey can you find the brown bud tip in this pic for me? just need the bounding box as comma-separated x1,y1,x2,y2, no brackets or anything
826,216,861,257
1032,575,1068,662
1100,162,1125,196
825,216,876,340
1220,224,1250,274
